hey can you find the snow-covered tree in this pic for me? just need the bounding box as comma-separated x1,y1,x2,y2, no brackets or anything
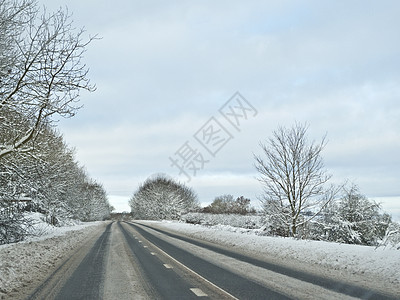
203,195,254,215
379,222,400,249
254,123,339,237
0,0,95,160
76,180,111,221
1,123,111,230
130,174,199,220
0,1,107,244
320,185,392,245
31,128,111,223
203,194,234,214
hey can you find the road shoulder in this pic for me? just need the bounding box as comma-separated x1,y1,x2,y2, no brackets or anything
0,221,108,299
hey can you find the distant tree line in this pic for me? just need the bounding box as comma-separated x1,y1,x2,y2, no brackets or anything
0,0,110,244
202,194,256,215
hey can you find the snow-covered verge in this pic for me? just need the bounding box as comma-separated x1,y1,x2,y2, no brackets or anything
149,221,400,287
181,212,400,248
0,213,105,298
181,212,263,229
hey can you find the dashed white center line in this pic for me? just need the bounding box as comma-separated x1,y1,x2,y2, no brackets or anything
163,264,173,269
132,223,238,299
190,288,208,297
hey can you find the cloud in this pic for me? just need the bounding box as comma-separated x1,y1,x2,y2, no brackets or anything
374,197,400,222
108,195,131,213
41,0,400,215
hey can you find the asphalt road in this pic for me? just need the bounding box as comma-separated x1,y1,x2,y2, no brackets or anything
26,221,398,300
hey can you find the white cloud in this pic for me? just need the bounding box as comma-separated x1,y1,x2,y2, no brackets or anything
41,0,400,217
108,195,131,213
374,197,400,222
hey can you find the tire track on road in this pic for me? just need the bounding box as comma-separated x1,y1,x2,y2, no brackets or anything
27,222,112,300
127,222,290,300
118,222,201,299
135,221,398,300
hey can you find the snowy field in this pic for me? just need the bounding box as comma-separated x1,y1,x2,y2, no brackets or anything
148,220,400,289
0,213,104,297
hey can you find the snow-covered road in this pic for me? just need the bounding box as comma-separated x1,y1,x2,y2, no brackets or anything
0,220,106,299
0,219,399,299
137,221,400,299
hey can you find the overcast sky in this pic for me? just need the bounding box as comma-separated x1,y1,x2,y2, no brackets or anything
42,1,399,219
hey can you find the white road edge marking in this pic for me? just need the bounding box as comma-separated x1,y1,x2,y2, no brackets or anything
131,222,239,300
163,264,173,269
190,288,208,297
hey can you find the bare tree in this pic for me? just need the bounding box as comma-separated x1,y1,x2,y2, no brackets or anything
254,123,337,236
203,194,234,214
0,0,95,159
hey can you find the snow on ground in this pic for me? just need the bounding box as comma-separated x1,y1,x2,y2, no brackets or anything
149,221,400,287
0,213,104,298
1,215,399,298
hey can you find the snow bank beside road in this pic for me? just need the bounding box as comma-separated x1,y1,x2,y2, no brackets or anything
150,221,400,287
0,219,104,299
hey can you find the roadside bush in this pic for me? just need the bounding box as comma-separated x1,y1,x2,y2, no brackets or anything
0,211,34,245
378,222,400,250
181,212,263,229
296,186,394,246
